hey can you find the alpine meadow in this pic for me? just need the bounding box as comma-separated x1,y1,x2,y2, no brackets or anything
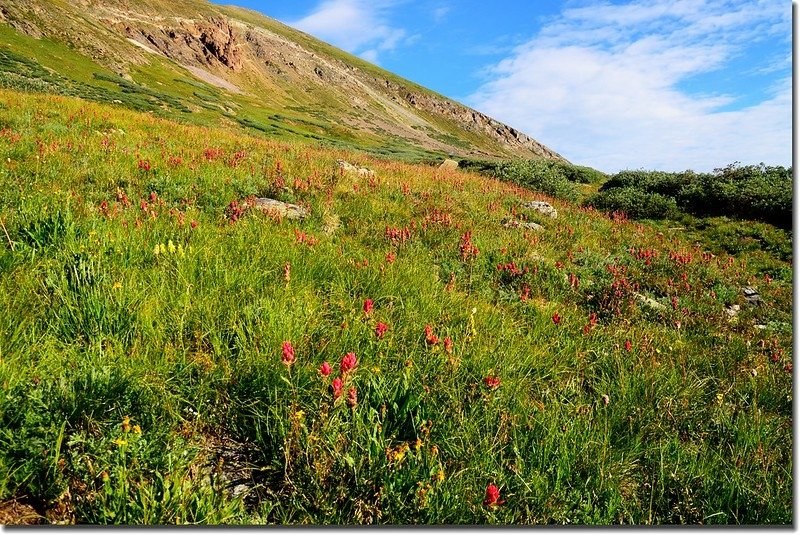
0,0,792,526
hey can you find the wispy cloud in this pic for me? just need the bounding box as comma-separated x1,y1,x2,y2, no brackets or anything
289,0,409,64
467,0,791,172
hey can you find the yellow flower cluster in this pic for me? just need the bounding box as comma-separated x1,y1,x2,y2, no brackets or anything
153,240,185,257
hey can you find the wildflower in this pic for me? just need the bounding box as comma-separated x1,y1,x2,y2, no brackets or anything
167,240,176,254
386,252,396,264
484,376,501,389
347,387,358,407
624,339,633,352
190,220,198,229
281,341,296,367
430,445,439,456
154,243,161,256
112,281,122,290
363,298,374,316
424,325,439,345
375,322,389,339
601,394,610,406
283,262,291,283
552,312,561,325
434,469,445,483
319,361,332,377
112,438,127,447
483,484,504,507
443,336,453,354
132,425,142,434
121,416,131,433
340,352,357,374
332,377,344,399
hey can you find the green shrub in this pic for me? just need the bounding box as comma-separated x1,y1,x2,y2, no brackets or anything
584,187,678,220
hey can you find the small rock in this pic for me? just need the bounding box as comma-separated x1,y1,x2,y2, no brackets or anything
724,304,741,319
439,158,459,170
633,292,668,311
502,219,544,231
522,200,557,219
337,159,375,178
249,198,308,220
742,287,763,306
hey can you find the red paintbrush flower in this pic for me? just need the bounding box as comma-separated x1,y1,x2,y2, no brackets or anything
281,341,295,366
340,352,357,374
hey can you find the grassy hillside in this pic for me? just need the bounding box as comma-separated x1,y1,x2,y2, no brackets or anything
0,90,792,525
0,0,562,162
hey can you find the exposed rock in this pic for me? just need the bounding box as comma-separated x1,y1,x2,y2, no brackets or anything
121,17,243,72
503,220,544,231
742,287,763,306
633,292,668,312
439,159,459,170
246,198,308,220
522,200,558,219
337,159,376,178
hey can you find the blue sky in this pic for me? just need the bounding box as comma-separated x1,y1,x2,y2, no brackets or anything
221,0,791,173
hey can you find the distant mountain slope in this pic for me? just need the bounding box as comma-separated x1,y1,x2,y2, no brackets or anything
0,0,564,162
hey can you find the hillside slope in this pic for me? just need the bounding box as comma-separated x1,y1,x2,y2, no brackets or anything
0,0,564,162
0,90,792,525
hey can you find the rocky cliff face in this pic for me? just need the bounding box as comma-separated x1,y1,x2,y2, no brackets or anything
120,17,243,72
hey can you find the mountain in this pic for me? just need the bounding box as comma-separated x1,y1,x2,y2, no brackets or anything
0,0,564,162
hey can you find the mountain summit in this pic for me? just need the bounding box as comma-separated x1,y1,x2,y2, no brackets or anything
0,0,564,162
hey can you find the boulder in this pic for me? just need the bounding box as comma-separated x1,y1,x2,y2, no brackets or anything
522,200,557,219
249,198,308,220
439,159,459,171
742,287,763,306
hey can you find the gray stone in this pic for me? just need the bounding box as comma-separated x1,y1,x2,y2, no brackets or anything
742,287,763,306
522,200,557,219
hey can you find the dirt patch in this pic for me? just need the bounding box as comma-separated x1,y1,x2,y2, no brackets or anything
183,64,243,94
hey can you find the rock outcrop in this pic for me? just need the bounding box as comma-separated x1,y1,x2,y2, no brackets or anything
121,17,243,72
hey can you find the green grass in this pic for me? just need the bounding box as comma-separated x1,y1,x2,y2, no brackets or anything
0,90,792,525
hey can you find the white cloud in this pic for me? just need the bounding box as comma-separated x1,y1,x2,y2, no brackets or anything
289,0,408,64
433,6,450,22
467,0,791,172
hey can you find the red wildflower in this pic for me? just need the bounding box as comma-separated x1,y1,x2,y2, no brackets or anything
375,322,389,339
363,298,374,316
424,325,439,345
340,352,357,374
332,377,344,399
281,341,295,366
483,484,504,507
385,252,396,264
190,220,198,229
347,387,358,407
552,312,561,325
319,362,332,377
625,339,633,352
484,376,501,389
444,336,453,354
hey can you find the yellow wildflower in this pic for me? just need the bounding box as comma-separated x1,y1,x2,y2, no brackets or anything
121,416,131,433
167,240,176,254
112,438,127,447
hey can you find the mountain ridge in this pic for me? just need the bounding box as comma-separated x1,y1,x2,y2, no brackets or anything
0,0,564,162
